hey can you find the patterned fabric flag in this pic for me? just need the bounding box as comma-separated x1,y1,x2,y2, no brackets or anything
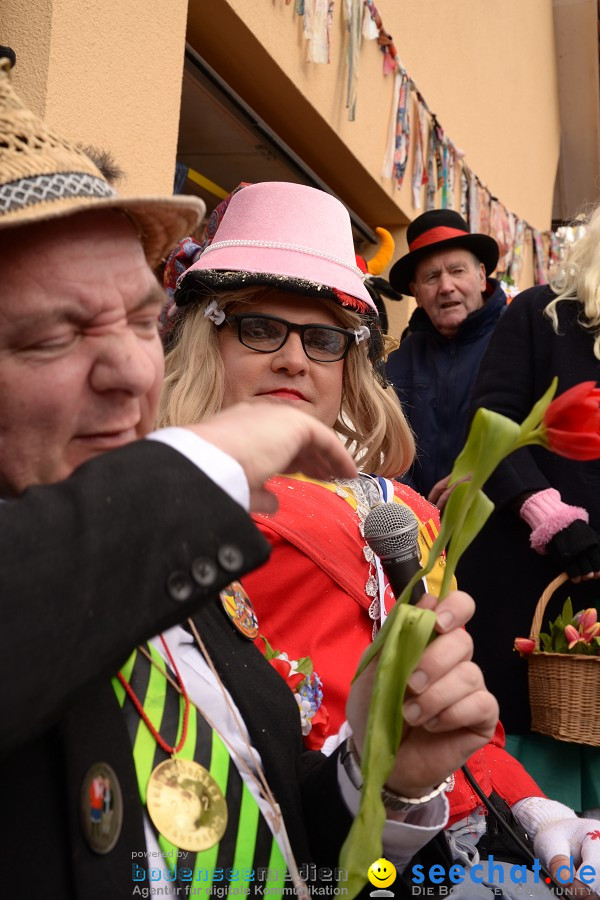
490,200,512,273
533,228,548,284
509,218,526,285
468,172,480,232
412,101,428,209
426,123,443,210
343,0,363,120
304,0,333,63
440,141,449,209
478,184,491,235
382,70,401,180
362,1,379,40
460,165,470,222
392,70,411,187
548,229,561,273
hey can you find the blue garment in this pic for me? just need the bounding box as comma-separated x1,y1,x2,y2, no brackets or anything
385,279,507,497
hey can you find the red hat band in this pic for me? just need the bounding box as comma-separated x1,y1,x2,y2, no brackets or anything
409,225,470,253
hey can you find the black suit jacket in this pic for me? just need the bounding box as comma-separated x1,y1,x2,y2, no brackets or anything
1,441,355,898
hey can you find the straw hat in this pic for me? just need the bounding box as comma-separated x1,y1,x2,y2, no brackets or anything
175,181,377,313
0,59,205,267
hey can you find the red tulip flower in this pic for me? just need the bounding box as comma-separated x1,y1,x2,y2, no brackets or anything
542,382,600,460
514,637,536,656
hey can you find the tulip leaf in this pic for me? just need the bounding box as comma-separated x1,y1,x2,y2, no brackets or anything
340,604,436,899
539,633,552,652
561,598,574,625
443,489,495,583
450,408,521,491
516,377,558,440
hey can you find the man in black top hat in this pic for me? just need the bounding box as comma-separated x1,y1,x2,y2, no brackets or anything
385,209,506,504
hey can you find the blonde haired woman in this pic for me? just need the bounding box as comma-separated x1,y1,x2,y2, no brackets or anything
160,182,600,893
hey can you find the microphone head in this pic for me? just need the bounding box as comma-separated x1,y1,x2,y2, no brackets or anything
363,503,419,561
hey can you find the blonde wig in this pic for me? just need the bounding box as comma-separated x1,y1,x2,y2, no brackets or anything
547,207,600,360
158,288,415,477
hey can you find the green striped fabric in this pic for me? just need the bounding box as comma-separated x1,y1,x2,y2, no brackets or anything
113,645,287,894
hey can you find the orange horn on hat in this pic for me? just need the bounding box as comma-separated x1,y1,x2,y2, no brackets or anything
366,227,395,275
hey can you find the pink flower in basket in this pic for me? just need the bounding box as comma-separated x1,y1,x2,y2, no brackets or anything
515,597,600,657
564,624,582,650
565,608,600,649
514,637,536,656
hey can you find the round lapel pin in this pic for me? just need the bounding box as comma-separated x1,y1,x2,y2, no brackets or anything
80,761,123,854
220,581,259,639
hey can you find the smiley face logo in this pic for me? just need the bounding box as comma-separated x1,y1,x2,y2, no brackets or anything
368,858,397,889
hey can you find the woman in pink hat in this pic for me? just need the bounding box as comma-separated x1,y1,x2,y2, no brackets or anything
159,182,600,894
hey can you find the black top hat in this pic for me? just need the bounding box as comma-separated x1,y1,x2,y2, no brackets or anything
389,209,499,296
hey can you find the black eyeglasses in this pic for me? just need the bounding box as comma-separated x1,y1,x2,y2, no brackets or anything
223,313,367,362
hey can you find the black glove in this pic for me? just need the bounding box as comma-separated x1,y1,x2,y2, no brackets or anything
547,520,600,580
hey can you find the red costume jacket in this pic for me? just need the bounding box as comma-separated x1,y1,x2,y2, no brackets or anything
243,475,544,825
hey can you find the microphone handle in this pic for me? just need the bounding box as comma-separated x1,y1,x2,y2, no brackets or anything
380,554,426,605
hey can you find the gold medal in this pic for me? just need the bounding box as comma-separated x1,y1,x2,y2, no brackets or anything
146,757,227,851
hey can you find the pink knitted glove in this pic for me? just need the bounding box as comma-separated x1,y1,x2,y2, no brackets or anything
519,488,589,554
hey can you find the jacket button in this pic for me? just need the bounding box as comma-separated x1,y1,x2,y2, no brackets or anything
191,557,218,587
217,544,244,572
166,571,194,602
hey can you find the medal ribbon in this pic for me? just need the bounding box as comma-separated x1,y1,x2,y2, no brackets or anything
113,645,287,893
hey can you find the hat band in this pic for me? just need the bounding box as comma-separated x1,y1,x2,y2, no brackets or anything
0,171,116,214
201,238,366,280
409,225,470,252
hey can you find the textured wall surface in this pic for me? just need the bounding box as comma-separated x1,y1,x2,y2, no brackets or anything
5,0,189,195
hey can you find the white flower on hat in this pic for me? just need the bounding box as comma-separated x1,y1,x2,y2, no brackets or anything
203,299,226,325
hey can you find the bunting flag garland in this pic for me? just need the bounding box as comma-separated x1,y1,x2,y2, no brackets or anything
284,0,560,286
412,101,428,209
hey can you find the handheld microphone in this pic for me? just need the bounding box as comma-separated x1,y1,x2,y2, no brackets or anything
363,503,425,605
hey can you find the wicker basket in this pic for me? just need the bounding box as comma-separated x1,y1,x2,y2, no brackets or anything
528,572,600,746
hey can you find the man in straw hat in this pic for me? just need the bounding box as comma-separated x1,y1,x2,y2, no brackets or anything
385,209,507,506
0,61,502,898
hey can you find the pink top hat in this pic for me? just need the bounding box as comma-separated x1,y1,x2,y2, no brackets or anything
175,181,377,314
